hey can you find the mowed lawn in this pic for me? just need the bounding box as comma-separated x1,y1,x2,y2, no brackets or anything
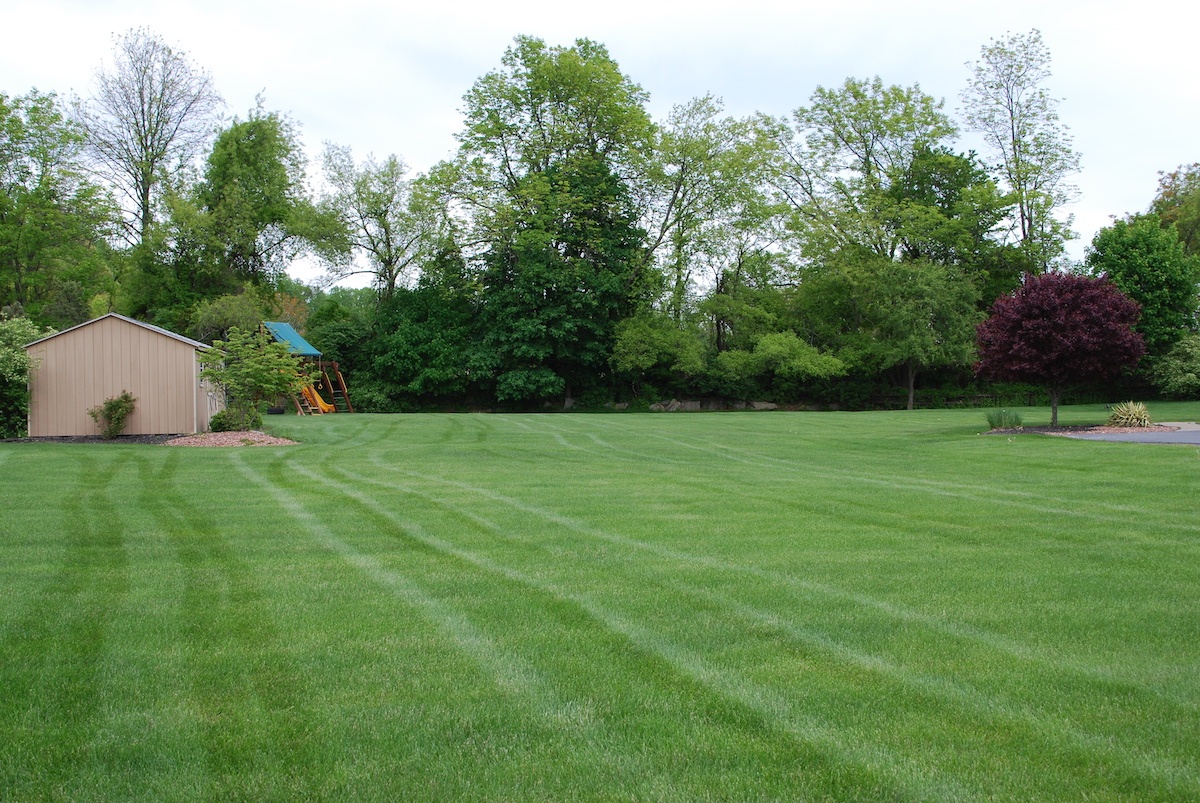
3,405,1200,802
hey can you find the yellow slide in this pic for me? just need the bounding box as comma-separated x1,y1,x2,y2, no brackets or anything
302,384,336,414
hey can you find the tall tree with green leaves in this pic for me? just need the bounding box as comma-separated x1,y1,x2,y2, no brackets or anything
883,143,1016,303
641,96,780,323
961,29,1080,270
198,106,325,285
123,105,331,330
1085,213,1199,358
1151,163,1200,257
793,254,981,408
74,28,222,248
772,79,994,404
0,90,118,322
771,76,958,262
318,145,444,299
445,36,657,403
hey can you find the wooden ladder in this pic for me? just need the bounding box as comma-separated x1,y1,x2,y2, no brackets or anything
326,363,354,413
292,393,314,415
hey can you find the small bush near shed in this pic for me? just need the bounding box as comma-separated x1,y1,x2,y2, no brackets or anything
210,407,262,432
87,391,137,439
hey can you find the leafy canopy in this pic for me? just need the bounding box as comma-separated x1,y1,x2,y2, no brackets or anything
1085,213,1199,357
198,326,309,430
976,272,1144,424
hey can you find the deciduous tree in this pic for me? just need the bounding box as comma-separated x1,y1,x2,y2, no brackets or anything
318,145,440,299
1151,163,1200,257
0,90,118,320
1153,333,1200,398
198,326,309,430
772,76,957,262
447,36,657,403
961,29,1080,270
1085,213,1198,357
198,106,324,285
641,97,780,323
74,28,222,247
976,272,1144,425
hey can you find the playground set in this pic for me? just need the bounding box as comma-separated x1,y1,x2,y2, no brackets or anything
262,321,354,415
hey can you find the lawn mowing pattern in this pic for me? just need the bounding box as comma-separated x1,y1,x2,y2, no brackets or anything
2,405,1200,801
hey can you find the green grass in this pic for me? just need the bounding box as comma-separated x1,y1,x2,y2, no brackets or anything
3,402,1200,801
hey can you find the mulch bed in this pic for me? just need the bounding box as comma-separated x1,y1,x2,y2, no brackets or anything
4,431,297,447
987,425,1178,437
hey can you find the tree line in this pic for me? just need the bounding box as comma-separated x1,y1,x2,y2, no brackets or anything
2,28,1198,416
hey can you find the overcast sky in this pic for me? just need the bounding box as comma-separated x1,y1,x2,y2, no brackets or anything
6,0,1198,282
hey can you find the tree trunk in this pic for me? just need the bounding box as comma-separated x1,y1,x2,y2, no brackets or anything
1049,385,1061,426
906,360,917,411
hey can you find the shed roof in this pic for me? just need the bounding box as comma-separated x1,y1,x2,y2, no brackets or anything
24,313,210,350
262,321,321,357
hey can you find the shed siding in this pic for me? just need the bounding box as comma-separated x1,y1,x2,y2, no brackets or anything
27,316,214,436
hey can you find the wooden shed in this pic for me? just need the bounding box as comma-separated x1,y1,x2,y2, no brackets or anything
24,313,224,436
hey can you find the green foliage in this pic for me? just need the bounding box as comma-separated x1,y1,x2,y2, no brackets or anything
775,76,958,263
1151,163,1200,257
0,90,119,323
0,315,45,385
611,313,705,391
208,407,261,432
1152,334,1200,398
371,272,481,402
86,390,136,438
1085,213,1199,357
961,29,1080,270
39,280,92,329
308,315,371,373
476,139,653,403
751,331,845,380
1106,400,1152,428
318,146,441,298
189,292,267,344
198,105,327,285
443,36,659,404
0,315,49,437
795,256,980,408
122,104,336,329
199,326,309,430
984,408,1024,429
644,96,781,324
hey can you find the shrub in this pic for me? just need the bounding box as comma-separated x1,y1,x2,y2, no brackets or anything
984,408,1023,430
87,391,137,439
199,327,309,430
210,407,262,432
1107,401,1152,428
0,316,49,438
1153,333,1200,398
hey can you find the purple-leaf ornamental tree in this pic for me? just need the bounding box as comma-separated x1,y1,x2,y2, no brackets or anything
976,272,1145,426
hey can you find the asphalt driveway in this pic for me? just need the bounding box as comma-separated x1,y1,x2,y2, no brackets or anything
1064,421,1200,444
